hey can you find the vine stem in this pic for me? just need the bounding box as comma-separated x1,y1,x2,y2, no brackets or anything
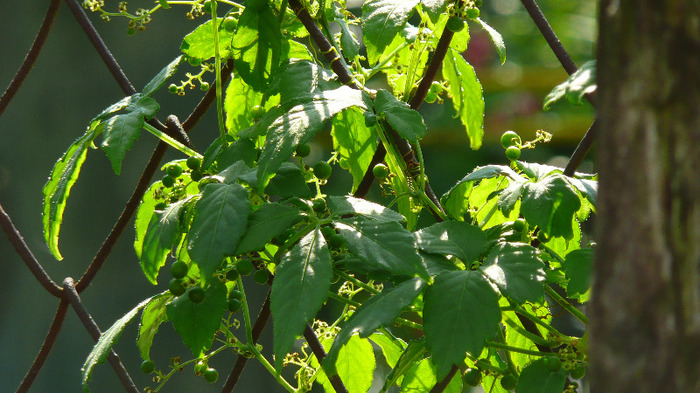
545,285,589,325
503,316,555,348
486,341,550,357
142,123,201,158
303,325,349,393
211,0,226,140
236,277,255,344
429,365,458,393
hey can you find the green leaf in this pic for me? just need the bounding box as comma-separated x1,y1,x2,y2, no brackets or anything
324,278,426,375
498,178,527,216
99,96,159,175
374,89,426,143
382,339,426,390
561,248,593,302
134,181,161,264
315,335,376,393
474,18,506,65
235,203,303,254
273,60,340,105
515,359,567,393
421,0,450,22
142,56,183,97
463,165,522,182
368,332,405,368
443,48,484,149
327,195,405,222
42,127,99,260
415,221,487,263
331,108,378,192
166,280,227,356
219,160,258,186
187,183,251,282
543,60,596,110
265,162,313,198
363,0,419,64
424,270,501,379
256,86,367,190
480,243,546,304
335,219,429,279
82,297,153,392
136,292,171,360
332,2,360,59
232,0,282,91
180,19,234,61
520,174,581,239
271,228,332,369
139,198,188,285
401,358,463,393
224,76,262,135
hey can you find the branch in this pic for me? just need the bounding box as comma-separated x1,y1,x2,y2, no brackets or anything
0,0,62,117
564,117,597,177
429,365,458,393
0,201,62,297
220,291,272,393
304,324,349,393
15,299,69,393
63,278,140,393
519,0,578,76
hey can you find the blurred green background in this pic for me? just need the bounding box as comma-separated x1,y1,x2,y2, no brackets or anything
0,1,595,392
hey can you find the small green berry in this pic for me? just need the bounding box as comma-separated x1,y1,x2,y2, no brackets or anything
166,165,183,178
223,17,237,32
127,27,136,36
312,198,327,213
295,143,311,157
570,365,586,379
364,111,377,127
202,1,212,13
188,287,206,304
500,131,521,148
446,16,465,32
500,373,517,390
373,163,390,179
170,261,188,279
466,8,480,19
161,175,176,188
141,359,156,374
186,156,201,170
190,170,203,182
227,298,242,313
236,259,254,276
168,84,178,94
200,81,210,91
226,269,240,281
253,269,269,285
187,57,202,67
169,278,186,296
462,368,481,387
155,202,168,211
425,90,438,103
506,146,521,161
513,218,527,233
194,361,207,375
203,367,219,383
250,105,265,119
229,289,243,301
313,161,332,180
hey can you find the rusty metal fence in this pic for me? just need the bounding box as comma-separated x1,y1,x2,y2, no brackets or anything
0,1,596,392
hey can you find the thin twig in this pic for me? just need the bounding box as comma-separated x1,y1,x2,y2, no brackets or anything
519,0,578,76
182,60,234,132
15,299,69,393
0,201,62,297
0,0,62,117
63,278,140,393
220,291,272,393
564,118,597,176
304,324,349,393
429,365,458,393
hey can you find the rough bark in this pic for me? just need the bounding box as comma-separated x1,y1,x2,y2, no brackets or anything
591,1,700,392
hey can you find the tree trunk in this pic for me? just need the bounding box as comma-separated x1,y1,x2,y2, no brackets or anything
591,1,700,392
